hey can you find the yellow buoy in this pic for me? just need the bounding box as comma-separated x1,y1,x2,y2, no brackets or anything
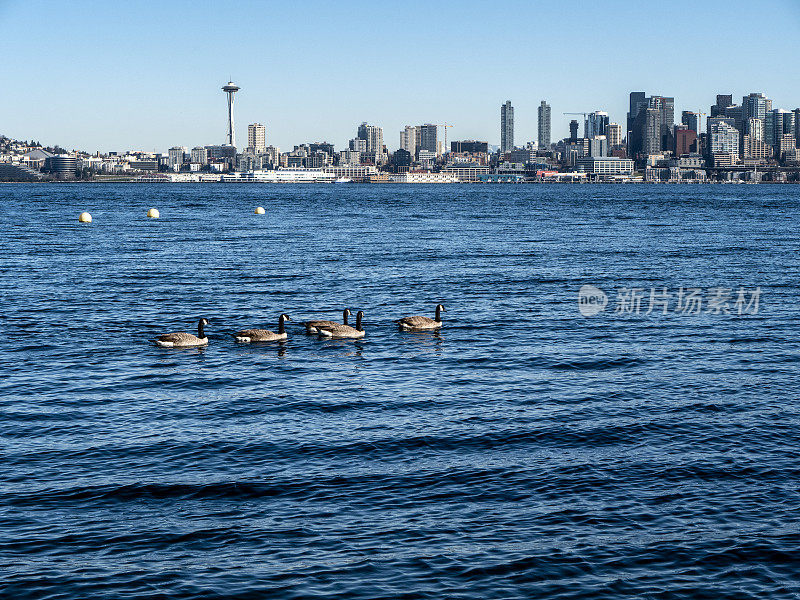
255,206,266,215
79,212,92,223
147,208,160,219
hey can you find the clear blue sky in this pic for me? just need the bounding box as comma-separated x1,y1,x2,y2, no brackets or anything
2,0,800,153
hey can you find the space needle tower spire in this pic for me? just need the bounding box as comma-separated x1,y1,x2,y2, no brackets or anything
221,81,240,147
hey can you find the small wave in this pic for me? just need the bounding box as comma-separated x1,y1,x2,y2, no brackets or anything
529,356,645,370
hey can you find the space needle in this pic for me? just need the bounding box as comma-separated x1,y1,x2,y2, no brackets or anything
221,81,240,147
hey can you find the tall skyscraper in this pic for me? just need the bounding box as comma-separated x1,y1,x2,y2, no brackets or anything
627,92,648,138
357,122,386,164
674,126,697,156
357,122,384,153
420,124,438,153
537,101,551,149
794,108,800,146
501,101,514,153
765,109,795,148
606,123,623,147
681,111,699,133
569,120,579,142
628,93,674,156
746,117,764,142
221,81,240,147
247,123,266,153
742,93,772,121
708,118,740,158
711,94,733,117
585,111,609,139
400,126,420,157
588,135,608,157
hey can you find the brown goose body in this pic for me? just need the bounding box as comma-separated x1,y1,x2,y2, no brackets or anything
155,319,209,347
234,314,290,343
397,304,445,331
304,309,350,334
317,311,365,339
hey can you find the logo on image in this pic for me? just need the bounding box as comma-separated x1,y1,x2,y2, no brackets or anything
578,285,608,316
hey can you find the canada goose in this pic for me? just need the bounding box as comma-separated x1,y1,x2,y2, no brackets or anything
154,318,209,347
233,314,291,343
397,304,445,330
304,308,351,334
316,311,364,339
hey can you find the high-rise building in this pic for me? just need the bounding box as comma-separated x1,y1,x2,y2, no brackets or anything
628,94,674,156
778,133,796,159
765,109,796,149
420,124,438,154
674,126,697,156
794,108,800,147
168,146,188,170
349,138,367,153
708,118,740,159
190,146,208,165
643,107,662,155
585,111,609,139
606,123,623,147
247,123,266,153
711,94,733,117
400,126,420,156
357,122,384,153
569,120,579,142
501,100,514,153
743,135,770,160
746,117,764,142
588,135,608,157
743,93,772,121
537,101,551,149
357,122,386,165
721,105,745,135
681,111,699,133
627,92,648,134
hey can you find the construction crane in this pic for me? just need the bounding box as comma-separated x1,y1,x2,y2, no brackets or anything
563,112,589,120
436,123,453,154
563,112,590,138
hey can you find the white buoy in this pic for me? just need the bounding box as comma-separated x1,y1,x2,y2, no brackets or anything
79,212,92,223
147,208,160,219
255,206,266,215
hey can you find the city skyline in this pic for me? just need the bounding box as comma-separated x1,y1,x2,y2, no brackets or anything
3,0,800,153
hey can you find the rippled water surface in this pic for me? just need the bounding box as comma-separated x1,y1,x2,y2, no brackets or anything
1,183,799,599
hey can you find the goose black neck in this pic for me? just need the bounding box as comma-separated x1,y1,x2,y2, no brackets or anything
278,316,286,334
343,310,349,326
356,313,363,331
198,320,205,338
435,306,442,322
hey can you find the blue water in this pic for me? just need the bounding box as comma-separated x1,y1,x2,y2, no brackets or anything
1,183,799,599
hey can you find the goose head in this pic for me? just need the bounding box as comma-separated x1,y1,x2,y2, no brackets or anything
435,304,445,321
277,313,290,333
343,308,352,323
